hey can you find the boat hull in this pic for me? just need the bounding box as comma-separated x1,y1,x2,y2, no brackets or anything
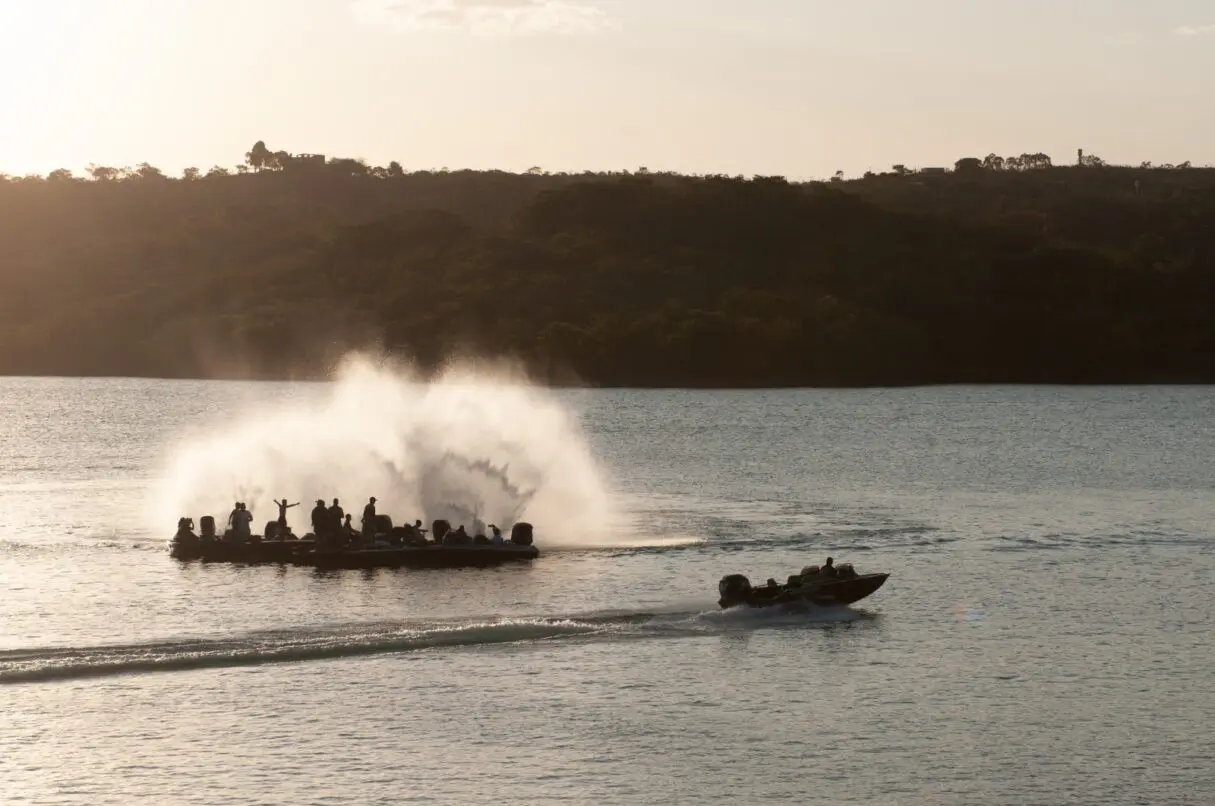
169,538,316,564
718,573,889,609
295,544,540,570
169,537,539,570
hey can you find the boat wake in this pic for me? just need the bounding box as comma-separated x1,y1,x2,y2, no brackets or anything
0,605,877,685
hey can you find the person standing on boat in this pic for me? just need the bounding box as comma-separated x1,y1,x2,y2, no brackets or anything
328,498,344,530
310,499,330,542
361,497,377,542
232,503,252,543
227,502,241,532
273,497,299,535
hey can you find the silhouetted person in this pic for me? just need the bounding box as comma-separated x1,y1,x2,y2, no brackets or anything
273,498,299,534
231,503,252,542
822,556,837,578
361,497,377,539
403,519,426,545
328,498,344,527
311,499,329,537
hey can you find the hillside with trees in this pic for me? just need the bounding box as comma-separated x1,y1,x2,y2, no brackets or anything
1,144,1213,386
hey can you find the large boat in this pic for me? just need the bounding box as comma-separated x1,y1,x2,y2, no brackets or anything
717,560,888,609
169,516,539,570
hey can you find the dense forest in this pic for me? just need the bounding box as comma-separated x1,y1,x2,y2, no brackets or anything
1,143,1213,386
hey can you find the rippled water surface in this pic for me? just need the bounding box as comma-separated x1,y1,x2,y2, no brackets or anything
2,378,1213,805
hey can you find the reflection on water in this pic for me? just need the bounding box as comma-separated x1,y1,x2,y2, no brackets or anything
1,380,1213,805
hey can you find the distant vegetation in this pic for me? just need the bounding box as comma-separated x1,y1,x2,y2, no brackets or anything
1,143,1213,386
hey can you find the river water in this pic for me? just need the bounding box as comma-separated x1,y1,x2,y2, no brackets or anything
1,371,1212,805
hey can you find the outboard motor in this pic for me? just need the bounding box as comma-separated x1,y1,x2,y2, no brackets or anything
717,574,752,598
510,522,534,547
265,520,280,540
431,519,451,543
199,516,216,539
375,514,393,536
170,517,200,558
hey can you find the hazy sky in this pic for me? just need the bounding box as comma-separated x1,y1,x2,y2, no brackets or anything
2,0,1213,179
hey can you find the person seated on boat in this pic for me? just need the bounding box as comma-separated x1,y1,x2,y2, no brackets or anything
443,524,472,546
489,525,504,545
342,513,356,545
821,557,837,578
400,519,428,546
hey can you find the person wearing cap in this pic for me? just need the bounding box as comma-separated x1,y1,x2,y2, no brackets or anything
310,499,330,542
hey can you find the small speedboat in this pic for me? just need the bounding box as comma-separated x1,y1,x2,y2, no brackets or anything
717,561,889,609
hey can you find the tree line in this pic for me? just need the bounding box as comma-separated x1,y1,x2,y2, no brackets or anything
1,143,1213,386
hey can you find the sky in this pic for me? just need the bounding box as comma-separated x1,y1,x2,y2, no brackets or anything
1,0,1213,180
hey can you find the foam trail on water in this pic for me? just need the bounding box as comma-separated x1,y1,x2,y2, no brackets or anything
0,607,876,684
151,354,627,547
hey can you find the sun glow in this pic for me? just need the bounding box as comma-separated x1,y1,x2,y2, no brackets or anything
0,0,195,177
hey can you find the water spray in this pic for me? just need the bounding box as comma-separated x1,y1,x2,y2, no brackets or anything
152,353,625,547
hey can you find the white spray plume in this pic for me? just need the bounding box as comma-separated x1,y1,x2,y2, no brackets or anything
152,353,625,547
